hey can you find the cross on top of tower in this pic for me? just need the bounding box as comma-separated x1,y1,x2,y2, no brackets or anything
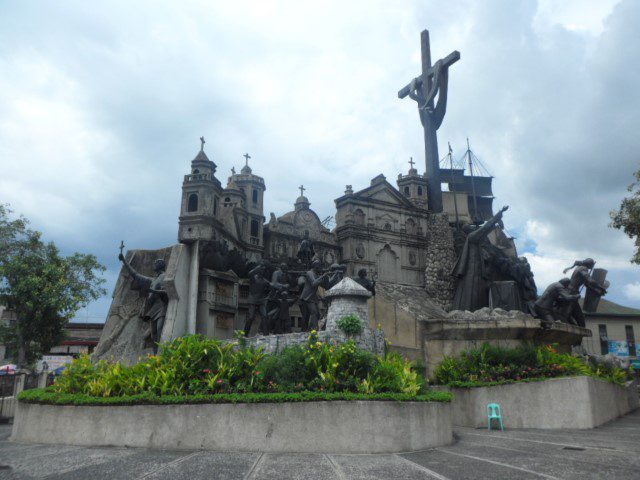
408,157,415,169
243,153,251,166
200,136,205,152
299,185,306,197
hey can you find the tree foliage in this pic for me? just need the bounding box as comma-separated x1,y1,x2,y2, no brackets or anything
610,169,640,264
0,204,106,367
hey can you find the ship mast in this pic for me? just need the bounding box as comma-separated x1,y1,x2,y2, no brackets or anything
448,142,460,228
466,138,479,224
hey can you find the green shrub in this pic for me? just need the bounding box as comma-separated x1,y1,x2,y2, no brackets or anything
434,343,629,387
50,334,427,399
18,388,452,406
336,314,363,335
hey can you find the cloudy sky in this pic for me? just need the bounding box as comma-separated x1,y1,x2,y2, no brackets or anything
1,0,639,321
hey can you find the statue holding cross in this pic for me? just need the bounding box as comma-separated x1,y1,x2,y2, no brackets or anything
200,136,205,152
398,29,460,213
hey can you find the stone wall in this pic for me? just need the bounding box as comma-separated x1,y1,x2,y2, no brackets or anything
439,376,639,429
424,213,455,309
12,400,453,453
236,325,386,356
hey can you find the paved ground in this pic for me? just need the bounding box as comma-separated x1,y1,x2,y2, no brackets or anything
1,409,639,479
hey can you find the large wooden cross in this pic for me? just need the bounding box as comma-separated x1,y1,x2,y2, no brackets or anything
398,30,459,213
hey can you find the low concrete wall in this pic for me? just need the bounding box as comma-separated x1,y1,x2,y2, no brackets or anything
11,400,452,453
445,376,638,429
0,396,15,418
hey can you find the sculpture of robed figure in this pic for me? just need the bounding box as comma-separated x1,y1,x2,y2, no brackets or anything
451,206,509,311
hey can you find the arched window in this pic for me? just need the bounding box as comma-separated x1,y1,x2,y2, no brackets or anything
187,193,198,212
406,218,416,235
251,219,260,237
252,189,258,203
417,186,423,196
403,186,410,196
354,209,365,226
213,197,219,215
224,197,231,204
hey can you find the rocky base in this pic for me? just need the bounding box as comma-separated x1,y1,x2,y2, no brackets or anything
233,326,386,356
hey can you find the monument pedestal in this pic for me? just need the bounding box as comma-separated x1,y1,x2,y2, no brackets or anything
419,308,592,379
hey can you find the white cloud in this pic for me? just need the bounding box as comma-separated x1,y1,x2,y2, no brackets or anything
624,283,640,302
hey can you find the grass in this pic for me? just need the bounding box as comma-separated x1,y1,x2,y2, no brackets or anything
18,387,453,406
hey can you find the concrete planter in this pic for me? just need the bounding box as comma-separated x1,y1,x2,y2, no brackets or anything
11,400,452,453
443,376,638,429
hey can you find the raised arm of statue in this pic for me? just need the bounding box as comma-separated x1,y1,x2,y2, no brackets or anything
118,252,152,289
248,265,264,279
470,206,509,240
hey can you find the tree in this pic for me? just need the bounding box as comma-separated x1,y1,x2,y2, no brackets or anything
0,204,106,367
611,169,640,264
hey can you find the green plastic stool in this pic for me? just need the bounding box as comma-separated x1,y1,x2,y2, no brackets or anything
487,403,504,431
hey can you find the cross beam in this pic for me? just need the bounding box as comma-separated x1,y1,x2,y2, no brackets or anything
397,51,460,99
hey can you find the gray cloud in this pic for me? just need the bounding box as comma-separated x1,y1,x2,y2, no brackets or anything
0,0,638,322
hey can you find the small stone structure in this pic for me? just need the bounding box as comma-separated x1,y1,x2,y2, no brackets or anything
324,277,371,330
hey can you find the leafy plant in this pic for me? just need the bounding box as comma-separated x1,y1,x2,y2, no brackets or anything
434,343,629,386
51,334,427,398
336,314,364,335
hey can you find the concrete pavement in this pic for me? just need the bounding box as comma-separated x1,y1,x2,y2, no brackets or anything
1,409,639,479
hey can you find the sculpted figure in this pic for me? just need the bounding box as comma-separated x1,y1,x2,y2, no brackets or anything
559,258,607,328
324,263,346,290
268,263,293,334
244,263,272,336
353,268,376,296
451,206,509,311
118,251,168,353
533,278,580,328
297,231,315,268
300,259,328,331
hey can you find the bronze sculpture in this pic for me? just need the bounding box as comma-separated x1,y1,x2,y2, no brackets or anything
533,278,580,328
297,231,315,268
118,245,168,353
299,259,328,331
451,206,509,311
560,258,608,327
353,268,376,296
244,263,271,336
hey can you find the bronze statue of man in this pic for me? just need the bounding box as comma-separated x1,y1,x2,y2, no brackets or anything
353,268,376,296
268,263,294,334
533,278,580,328
451,206,509,311
297,231,315,268
300,259,328,331
244,263,271,336
118,251,168,353
559,258,607,327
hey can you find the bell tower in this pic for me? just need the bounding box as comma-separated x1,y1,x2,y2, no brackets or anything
178,137,223,243
397,157,428,209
